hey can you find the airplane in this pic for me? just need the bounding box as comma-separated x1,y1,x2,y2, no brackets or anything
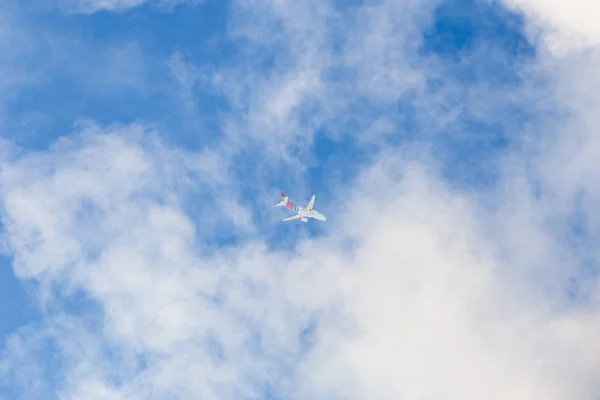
275,192,327,222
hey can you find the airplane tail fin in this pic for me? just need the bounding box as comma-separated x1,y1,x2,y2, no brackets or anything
276,192,297,211
275,192,289,207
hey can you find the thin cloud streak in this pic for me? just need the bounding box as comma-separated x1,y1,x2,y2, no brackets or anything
58,0,202,14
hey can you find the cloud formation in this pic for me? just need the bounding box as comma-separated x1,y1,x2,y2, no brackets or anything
1,0,600,399
205,0,437,162
2,125,599,399
501,0,600,53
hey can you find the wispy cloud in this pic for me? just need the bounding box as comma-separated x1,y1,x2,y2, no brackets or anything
203,0,435,161
168,51,199,111
59,0,202,14
0,4,161,146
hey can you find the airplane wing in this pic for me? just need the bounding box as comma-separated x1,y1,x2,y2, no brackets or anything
282,214,302,221
306,195,315,211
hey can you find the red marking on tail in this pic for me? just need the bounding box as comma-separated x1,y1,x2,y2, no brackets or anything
281,192,286,198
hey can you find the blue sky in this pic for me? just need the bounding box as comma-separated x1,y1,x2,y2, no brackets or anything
1,0,600,398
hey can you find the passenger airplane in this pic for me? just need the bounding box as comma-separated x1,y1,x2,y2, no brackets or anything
275,192,327,222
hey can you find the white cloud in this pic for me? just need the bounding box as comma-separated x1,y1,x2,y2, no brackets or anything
500,0,600,53
204,0,436,161
295,155,600,399
1,131,600,398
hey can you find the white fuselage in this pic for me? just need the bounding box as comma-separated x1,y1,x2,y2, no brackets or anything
297,207,327,221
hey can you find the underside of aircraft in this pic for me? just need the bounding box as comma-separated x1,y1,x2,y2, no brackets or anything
275,192,327,222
